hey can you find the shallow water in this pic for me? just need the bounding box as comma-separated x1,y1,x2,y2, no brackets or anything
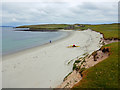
2,27,67,55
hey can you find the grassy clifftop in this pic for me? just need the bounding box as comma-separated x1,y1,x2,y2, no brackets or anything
86,23,119,39
73,42,119,88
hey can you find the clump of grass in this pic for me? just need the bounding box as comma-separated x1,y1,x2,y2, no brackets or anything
67,59,73,65
79,67,86,75
75,60,81,63
81,58,86,65
101,41,105,45
83,52,88,56
73,63,77,70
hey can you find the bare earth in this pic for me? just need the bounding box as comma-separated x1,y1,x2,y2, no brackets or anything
2,29,103,88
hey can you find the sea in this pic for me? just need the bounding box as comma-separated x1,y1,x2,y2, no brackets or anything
1,27,68,55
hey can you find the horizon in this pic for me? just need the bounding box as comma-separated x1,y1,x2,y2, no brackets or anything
0,22,118,27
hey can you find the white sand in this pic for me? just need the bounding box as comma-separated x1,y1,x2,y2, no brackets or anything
2,29,103,88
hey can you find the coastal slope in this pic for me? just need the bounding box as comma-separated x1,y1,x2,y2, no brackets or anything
2,29,102,88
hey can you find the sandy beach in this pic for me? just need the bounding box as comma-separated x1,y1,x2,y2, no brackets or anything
2,29,103,88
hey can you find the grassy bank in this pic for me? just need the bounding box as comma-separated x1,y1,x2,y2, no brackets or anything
72,23,119,88
73,42,119,88
85,23,119,39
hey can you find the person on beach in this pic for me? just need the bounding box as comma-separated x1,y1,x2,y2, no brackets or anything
50,40,51,43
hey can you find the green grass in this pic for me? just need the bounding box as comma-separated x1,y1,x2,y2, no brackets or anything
73,63,77,70
16,24,71,30
16,23,119,37
79,67,86,75
75,60,81,63
85,23,119,39
16,24,87,30
72,23,119,88
73,42,119,88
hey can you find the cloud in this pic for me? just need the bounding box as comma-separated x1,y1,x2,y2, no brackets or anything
1,1,118,26
2,0,119,2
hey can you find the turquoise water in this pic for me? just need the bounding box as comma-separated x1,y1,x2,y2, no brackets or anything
2,27,67,55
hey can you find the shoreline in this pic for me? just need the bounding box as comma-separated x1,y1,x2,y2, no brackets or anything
3,30,73,58
2,29,103,88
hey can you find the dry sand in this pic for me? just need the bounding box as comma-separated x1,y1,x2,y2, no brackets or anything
2,29,103,88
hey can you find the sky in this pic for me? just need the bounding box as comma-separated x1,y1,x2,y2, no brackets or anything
1,0,119,26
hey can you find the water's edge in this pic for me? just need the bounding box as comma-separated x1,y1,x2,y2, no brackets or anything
2,27,72,56
3,30,73,58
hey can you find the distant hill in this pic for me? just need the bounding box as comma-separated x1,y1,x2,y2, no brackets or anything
0,26,14,27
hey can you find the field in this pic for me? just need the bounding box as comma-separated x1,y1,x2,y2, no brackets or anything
76,23,119,39
16,24,71,30
85,23,119,39
73,42,119,88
